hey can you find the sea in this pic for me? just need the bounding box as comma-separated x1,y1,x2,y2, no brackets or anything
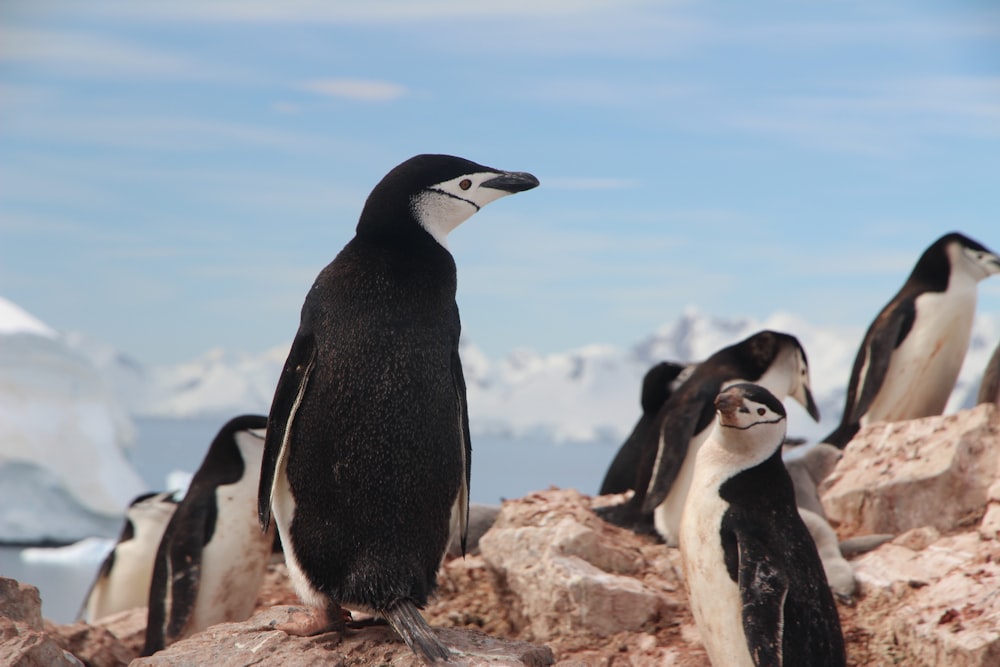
1,416,619,624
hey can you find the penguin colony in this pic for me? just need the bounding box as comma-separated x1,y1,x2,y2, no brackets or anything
81,153,999,666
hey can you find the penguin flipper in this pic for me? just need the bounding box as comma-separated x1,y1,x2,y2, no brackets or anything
258,331,317,531
734,531,789,667
143,496,213,655
643,397,712,513
451,348,471,555
844,299,915,428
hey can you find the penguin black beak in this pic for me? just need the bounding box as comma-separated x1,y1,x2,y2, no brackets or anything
481,171,540,193
804,387,821,422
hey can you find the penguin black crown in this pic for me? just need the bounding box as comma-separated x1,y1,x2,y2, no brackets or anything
258,154,538,663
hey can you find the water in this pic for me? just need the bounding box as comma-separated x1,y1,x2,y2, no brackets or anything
2,416,620,624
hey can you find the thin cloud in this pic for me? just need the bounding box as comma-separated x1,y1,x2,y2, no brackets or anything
299,78,408,102
544,177,640,191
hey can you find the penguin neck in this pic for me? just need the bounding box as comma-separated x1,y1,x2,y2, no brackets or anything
700,421,785,485
717,446,792,506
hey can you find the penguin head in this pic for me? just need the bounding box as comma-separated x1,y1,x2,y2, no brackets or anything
714,383,788,458
358,154,539,248
946,233,1000,282
744,331,821,422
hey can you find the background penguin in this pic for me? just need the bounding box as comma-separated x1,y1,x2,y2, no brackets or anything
143,414,273,655
598,360,692,496
823,232,1000,448
783,442,841,518
599,330,820,544
977,339,1000,407
79,491,178,623
257,154,538,663
680,383,845,667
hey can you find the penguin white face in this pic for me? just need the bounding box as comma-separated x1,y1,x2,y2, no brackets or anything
789,347,821,421
411,170,538,247
715,383,787,460
953,240,1000,282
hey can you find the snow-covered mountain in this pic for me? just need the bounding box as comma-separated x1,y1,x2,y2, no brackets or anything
64,306,1000,444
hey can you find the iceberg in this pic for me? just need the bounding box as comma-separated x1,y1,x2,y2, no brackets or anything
0,297,147,544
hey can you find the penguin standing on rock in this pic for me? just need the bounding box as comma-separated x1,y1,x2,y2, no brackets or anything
143,415,274,655
80,491,178,623
257,155,538,663
823,232,1000,448
680,383,845,667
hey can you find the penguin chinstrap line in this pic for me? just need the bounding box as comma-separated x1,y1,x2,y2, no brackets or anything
257,154,539,663
143,415,274,656
680,383,845,667
823,232,1000,449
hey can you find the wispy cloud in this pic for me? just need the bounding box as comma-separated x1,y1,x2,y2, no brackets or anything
299,78,408,102
0,26,238,81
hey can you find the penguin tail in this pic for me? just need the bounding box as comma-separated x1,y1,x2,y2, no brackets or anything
383,599,452,663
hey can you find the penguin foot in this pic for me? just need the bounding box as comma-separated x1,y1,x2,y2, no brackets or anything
274,603,348,637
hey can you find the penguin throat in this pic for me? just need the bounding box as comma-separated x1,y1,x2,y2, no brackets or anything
425,187,480,212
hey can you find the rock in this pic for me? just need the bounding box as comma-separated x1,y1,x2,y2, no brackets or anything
447,504,501,558
44,618,136,667
477,489,680,642
821,403,1000,537
130,605,553,667
851,529,1000,666
0,577,83,666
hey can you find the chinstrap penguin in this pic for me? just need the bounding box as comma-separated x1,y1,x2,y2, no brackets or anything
599,330,820,545
599,360,692,496
680,383,845,667
79,491,178,623
143,415,274,655
257,154,538,663
823,232,1000,448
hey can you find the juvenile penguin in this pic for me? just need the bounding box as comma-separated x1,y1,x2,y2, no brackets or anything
680,383,845,667
598,360,692,496
823,232,1000,448
257,154,538,663
143,415,273,655
80,491,178,623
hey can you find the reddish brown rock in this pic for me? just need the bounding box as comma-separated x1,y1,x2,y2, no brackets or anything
0,577,83,666
821,404,1000,537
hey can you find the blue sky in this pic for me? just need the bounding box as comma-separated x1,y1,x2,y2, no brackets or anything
2,1,999,364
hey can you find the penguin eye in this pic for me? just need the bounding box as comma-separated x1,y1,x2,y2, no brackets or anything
459,179,472,191
757,408,766,416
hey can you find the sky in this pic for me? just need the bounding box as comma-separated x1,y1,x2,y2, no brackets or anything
2,0,999,365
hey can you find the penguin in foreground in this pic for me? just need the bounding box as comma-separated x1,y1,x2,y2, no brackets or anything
600,330,820,544
823,232,1000,448
598,360,692,496
80,491,178,623
143,415,274,655
258,154,539,663
680,383,845,667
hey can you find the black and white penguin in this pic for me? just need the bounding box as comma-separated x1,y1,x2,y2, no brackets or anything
598,360,692,496
79,491,178,623
823,232,1000,448
616,331,820,546
257,154,538,663
680,383,845,667
143,415,273,655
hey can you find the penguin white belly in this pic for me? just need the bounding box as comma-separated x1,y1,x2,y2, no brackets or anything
864,289,975,425
653,426,712,547
188,476,273,632
89,536,159,620
269,459,330,610
680,456,755,667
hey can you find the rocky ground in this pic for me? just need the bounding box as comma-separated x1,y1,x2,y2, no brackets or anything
2,404,999,666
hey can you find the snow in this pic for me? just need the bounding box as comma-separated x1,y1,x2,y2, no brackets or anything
21,536,113,567
1,301,147,543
